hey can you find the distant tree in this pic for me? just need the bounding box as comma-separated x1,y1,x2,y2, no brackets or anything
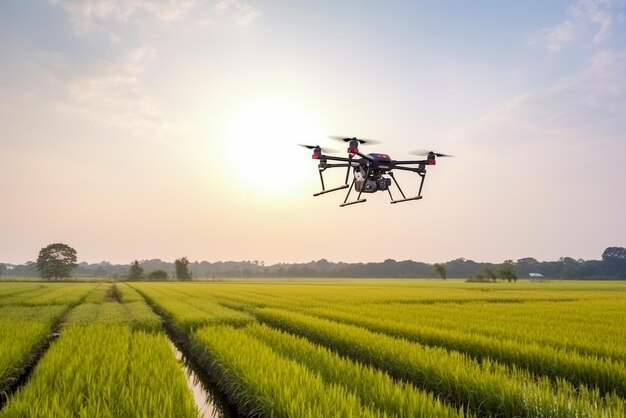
499,262,518,282
36,243,78,280
175,257,192,281
483,267,497,282
128,260,144,281
433,263,447,280
147,269,168,280
602,247,626,277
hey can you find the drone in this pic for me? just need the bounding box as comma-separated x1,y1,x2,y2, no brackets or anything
299,136,452,207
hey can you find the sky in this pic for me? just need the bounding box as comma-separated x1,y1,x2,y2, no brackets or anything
1,0,625,265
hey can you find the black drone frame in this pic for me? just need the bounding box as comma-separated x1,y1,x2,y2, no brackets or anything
306,138,443,208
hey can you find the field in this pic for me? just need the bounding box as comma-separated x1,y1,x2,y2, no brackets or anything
1,280,625,417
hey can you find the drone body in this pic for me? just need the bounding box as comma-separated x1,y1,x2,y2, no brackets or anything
301,137,451,207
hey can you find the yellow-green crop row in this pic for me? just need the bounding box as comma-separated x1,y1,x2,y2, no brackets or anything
0,324,198,417
191,325,382,417
256,308,626,417
132,284,254,330
304,304,626,396
0,283,97,306
64,302,162,332
115,283,144,303
317,299,626,362
0,306,66,393
246,323,468,417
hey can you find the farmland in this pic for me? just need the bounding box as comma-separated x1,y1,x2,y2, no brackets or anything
1,280,625,417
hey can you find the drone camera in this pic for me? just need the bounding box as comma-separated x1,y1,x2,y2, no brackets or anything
355,176,392,193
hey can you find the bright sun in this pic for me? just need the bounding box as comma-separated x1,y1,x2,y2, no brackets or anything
226,99,324,194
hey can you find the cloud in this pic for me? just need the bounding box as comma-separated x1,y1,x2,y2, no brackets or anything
451,48,626,150
49,0,259,33
54,46,181,135
213,0,260,26
534,0,621,51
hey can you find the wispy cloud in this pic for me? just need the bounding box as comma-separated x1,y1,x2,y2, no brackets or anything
452,48,626,149
212,0,260,27
49,0,259,33
533,0,621,51
56,46,181,135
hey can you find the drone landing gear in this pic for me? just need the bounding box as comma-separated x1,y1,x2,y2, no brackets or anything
340,199,366,207
391,196,423,204
313,184,348,196
387,171,426,204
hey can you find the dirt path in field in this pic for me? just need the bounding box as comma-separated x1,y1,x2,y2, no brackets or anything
106,285,122,303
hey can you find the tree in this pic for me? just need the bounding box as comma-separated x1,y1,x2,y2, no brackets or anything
483,267,497,282
499,262,518,282
433,263,447,280
147,269,168,280
36,243,78,280
175,257,192,281
602,247,626,277
128,260,144,281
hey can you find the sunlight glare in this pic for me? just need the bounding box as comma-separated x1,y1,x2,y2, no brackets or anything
226,99,324,194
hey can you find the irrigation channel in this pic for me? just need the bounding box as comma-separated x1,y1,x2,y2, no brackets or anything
140,293,237,418
1,285,234,417
170,342,228,418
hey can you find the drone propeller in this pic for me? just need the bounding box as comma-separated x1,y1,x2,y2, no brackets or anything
298,144,337,153
328,135,382,145
409,149,454,158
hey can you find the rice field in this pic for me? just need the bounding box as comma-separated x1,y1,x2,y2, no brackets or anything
1,279,625,417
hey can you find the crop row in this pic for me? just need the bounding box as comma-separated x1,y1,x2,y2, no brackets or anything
132,283,253,330
142,285,468,417
0,324,198,417
64,302,162,332
304,305,626,396
0,305,67,393
245,323,467,417
317,299,626,362
0,283,98,306
255,308,626,417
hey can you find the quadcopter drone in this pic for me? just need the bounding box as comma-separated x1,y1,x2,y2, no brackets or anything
300,136,452,207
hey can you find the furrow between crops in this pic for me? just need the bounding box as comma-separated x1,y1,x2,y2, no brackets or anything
134,287,237,418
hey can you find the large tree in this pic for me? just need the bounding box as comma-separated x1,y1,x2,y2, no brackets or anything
175,257,192,281
36,243,78,280
128,260,144,281
433,263,447,280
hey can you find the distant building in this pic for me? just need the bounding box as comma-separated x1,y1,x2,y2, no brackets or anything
529,272,544,281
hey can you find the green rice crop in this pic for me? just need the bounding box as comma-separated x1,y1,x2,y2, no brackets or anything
115,283,144,303
133,284,254,330
0,324,198,417
0,283,97,306
305,304,626,396
64,302,162,332
256,308,626,417
192,325,381,417
0,306,66,393
246,323,468,417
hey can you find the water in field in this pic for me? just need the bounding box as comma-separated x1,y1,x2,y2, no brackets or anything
170,342,230,418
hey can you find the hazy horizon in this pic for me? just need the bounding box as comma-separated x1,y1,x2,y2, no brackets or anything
2,1,625,265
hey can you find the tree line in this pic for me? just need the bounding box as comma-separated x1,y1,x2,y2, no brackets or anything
1,245,625,280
